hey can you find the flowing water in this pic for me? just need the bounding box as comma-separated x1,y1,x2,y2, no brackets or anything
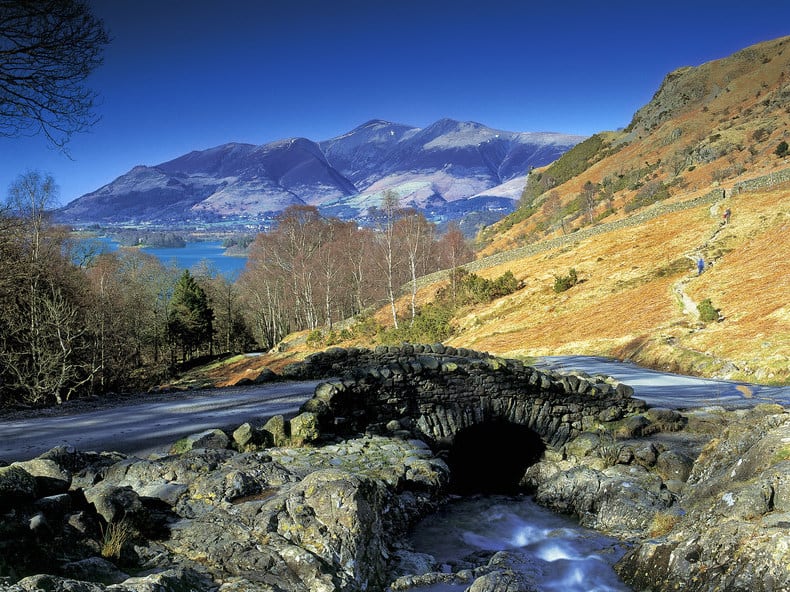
400,359,789,592
402,495,630,592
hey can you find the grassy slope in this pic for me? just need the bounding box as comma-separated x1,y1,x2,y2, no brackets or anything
443,182,789,383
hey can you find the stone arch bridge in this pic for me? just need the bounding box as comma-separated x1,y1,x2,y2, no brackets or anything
287,345,647,491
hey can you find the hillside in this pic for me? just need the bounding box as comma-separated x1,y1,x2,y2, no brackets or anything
174,36,790,388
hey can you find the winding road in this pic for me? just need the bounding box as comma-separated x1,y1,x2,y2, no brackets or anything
0,380,323,462
2,358,788,464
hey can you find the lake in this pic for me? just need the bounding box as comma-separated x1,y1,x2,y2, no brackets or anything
86,237,248,280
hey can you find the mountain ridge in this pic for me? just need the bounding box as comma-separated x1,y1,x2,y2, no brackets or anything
58,119,584,228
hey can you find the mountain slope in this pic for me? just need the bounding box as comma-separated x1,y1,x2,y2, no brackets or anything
479,35,790,254
58,119,584,226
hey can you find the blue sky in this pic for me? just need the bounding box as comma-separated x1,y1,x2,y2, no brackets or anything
1,0,788,206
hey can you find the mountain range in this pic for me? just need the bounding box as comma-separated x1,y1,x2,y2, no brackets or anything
57,119,584,229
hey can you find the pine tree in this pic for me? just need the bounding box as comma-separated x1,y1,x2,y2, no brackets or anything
168,270,213,362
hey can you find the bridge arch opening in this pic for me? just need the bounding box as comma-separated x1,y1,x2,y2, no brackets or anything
446,420,545,494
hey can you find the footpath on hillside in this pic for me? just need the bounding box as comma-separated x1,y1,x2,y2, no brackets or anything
673,211,731,320
417,166,790,290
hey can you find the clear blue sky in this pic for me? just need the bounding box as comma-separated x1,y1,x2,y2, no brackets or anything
1,0,788,206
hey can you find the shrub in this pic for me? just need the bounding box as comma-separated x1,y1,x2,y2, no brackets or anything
437,268,522,306
306,329,323,346
553,268,578,293
624,179,670,212
776,140,789,158
380,302,456,344
697,298,719,323
751,127,771,142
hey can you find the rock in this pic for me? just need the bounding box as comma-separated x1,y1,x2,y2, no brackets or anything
12,458,72,496
61,557,129,585
645,407,685,431
632,442,658,467
0,465,37,507
232,422,271,451
389,549,437,578
13,574,106,591
615,414,650,438
655,450,693,482
83,483,150,530
262,415,289,447
33,493,72,519
532,462,670,537
231,422,255,449
275,469,391,590
170,428,230,454
616,410,790,592
466,551,541,592
28,512,52,539
598,406,624,422
289,412,319,447
110,566,215,591
563,432,601,460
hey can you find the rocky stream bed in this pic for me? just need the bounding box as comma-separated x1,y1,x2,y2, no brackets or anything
1,347,789,591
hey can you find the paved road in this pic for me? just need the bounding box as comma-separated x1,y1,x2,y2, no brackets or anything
3,357,788,463
534,356,790,409
0,380,323,462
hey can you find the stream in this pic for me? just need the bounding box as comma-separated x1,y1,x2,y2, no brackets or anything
402,495,630,591
398,356,790,592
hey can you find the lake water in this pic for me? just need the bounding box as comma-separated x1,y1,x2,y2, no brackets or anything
86,237,248,280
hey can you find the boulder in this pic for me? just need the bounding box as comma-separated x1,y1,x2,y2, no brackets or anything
231,422,271,451
655,449,693,482
82,483,150,531
60,557,129,585
289,412,319,447
170,429,230,454
12,458,72,496
616,410,790,592
261,415,289,447
0,465,37,507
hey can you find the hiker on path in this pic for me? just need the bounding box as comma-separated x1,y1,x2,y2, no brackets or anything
723,208,731,225
697,256,705,276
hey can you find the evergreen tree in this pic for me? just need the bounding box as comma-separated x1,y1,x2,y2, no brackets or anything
168,270,213,362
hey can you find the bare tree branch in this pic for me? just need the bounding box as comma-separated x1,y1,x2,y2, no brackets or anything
0,0,110,149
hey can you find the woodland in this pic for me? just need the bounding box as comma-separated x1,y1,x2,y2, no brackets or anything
0,174,479,408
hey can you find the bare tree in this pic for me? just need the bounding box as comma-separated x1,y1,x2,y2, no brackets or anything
373,190,403,329
396,210,434,322
434,222,473,301
542,190,566,235
1,172,96,404
582,181,597,224
0,0,110,148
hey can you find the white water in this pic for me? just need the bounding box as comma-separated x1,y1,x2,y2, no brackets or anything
404,495,630,591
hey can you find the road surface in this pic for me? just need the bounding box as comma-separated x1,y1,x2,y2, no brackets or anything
0,380,322,462
3,357,788,463
534,356,790,409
